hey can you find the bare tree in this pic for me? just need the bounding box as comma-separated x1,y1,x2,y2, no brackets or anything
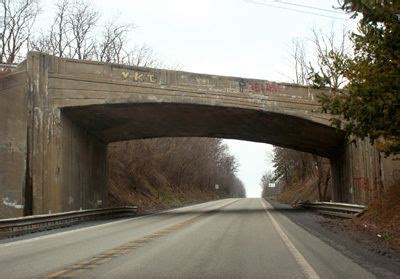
30,0,71,56
95,20,133,63
308,25,350,90
261,171,274,188
261,170,275,197
123,44,161,68
51,0,72,57
108,137,245,207
29,0,162,68
0,0,40,64
290,38,309,85
31,0,100,59
68,0,98,59
314,156,332,202
28,33,51,53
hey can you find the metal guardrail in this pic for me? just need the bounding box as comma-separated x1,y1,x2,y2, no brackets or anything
299,201,366,218
0,63,17,69
0,206,138,239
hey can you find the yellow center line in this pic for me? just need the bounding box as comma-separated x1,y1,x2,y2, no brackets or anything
44,199,239,278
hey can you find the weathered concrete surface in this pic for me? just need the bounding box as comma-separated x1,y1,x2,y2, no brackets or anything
333,140,400,203
60,114,107,212
0,71,28,217
0,52,397,217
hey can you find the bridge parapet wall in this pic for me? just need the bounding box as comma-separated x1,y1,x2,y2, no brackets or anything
45,53,331,126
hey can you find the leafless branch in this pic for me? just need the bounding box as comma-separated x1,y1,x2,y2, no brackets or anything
68,0,98,59
123,44,161,68
310,24,350,90
0,0,40,64
95,20,133,63
289,38,310,85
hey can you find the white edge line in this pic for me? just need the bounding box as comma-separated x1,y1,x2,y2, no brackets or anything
261,199,320,279
0,199,234,248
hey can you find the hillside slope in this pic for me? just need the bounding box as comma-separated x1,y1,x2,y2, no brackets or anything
107,138,245,212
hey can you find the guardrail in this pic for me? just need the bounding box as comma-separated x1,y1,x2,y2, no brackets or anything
299,201,366,218
0,63,17,69
0,206,138,239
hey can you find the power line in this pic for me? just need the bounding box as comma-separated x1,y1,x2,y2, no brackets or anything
273,0,345,15
246,0,347,19
244,0,349,20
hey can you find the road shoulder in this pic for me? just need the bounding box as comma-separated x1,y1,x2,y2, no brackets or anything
265,198,400,278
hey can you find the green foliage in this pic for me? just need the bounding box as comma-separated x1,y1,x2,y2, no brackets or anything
318,0,400,154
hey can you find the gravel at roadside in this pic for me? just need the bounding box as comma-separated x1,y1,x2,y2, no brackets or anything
266,198,400,278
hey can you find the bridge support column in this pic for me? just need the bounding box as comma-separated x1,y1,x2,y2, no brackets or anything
26,53,108,215
0,71,28,218
331,139,383,204
57,114,108,213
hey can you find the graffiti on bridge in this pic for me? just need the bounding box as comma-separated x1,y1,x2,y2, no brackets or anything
121,70,157,83
353,176,380,192
238,79,246,93
248,82,284,93
238,79,285,93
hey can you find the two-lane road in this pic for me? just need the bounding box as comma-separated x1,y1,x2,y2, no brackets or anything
0,198,375,278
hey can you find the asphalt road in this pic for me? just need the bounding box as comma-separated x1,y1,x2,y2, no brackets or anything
0,198,376,278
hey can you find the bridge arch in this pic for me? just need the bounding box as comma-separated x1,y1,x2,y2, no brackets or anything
62,102,344,157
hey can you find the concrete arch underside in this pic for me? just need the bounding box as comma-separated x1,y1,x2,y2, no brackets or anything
62,102,345,157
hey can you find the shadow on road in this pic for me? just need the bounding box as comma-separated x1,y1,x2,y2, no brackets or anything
150,207,309,217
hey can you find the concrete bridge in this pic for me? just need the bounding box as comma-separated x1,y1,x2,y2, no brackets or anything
0,52,394,218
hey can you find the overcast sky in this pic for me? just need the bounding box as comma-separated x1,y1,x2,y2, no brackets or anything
38,0,355,197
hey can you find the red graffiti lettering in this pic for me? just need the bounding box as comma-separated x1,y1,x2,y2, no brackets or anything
248,82,282,93
353,176,380,192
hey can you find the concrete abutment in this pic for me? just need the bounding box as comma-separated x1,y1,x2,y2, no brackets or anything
26,53,108,215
